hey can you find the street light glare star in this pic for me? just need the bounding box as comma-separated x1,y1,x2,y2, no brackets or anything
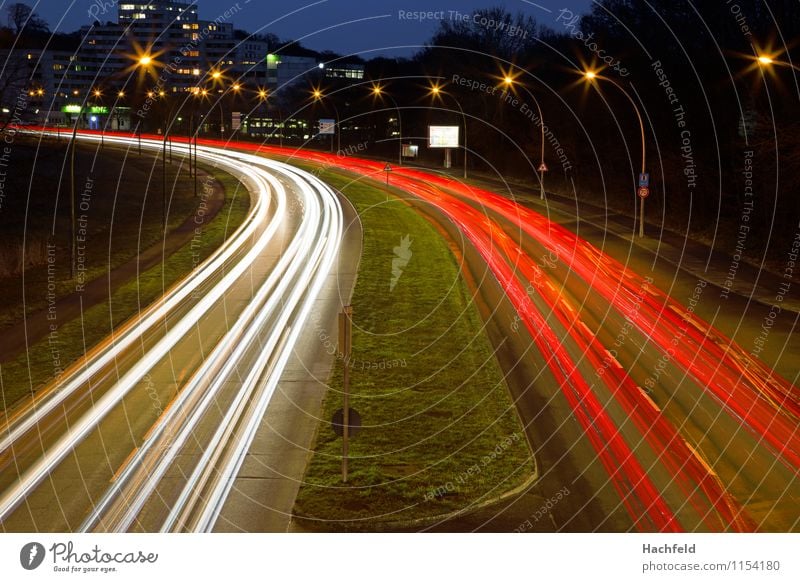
584,70,597,80
758,55,774,65
139,55,152,66
504,76,514,85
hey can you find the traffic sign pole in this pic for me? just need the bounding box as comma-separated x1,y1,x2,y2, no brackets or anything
637,173,649,238
640,197,645,238
339,306,353,482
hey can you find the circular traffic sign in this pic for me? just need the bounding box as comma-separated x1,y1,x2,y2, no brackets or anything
638,186,650,199
332,408,362,437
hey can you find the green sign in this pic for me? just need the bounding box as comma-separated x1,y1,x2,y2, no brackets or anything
61,105,109,114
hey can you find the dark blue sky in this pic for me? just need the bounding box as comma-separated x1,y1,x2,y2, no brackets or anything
29,0,593,56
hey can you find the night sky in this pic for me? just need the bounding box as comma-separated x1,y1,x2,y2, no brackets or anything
28,0,593,56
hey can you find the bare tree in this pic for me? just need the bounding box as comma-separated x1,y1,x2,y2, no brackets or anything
6,3,49,35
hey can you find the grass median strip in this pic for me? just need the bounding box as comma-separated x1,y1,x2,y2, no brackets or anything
292,166,534,528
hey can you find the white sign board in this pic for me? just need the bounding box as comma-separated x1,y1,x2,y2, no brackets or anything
429,125,459,148
232,112,242,131
319,118,336,135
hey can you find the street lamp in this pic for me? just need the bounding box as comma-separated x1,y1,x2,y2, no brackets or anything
312,87,340,153
583,69,648,237
502,74,547,199
428,82,468,179
371,83,403,166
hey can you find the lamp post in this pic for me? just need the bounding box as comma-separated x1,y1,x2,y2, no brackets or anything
92,88,105,147
429,82,468,180
371,83,403,166
502,76,547,199
312,88,340,153
584,70,648,237
135,53,158,155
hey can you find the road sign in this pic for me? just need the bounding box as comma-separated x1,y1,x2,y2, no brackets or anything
332,408,361,437
638,173,650,188
638,186,650,199
319,118,335,135
231,112,241,131
384,163,392,172
538,162,548,173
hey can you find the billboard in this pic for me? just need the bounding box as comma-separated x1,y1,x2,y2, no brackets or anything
429,125,459,148
319,118,336,135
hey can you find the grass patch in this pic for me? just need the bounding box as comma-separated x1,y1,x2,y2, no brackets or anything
0,166,249,409
291,165,534,529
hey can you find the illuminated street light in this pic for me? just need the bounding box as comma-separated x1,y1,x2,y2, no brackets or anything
139,55,153,67
583,69,647,237
758,55,774,66
501,73,547,199
370,82,403,165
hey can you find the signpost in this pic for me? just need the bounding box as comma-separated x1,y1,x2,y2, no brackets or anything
338,306,353,482
231,111,241,132
638,173,650,237
384,163,392,186
538,162,548,199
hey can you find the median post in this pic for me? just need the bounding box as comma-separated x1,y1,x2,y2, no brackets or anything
339,305,353,482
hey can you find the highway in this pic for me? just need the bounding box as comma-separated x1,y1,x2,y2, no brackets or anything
0,133,347,532
262,148,798,532
2,131,797,533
